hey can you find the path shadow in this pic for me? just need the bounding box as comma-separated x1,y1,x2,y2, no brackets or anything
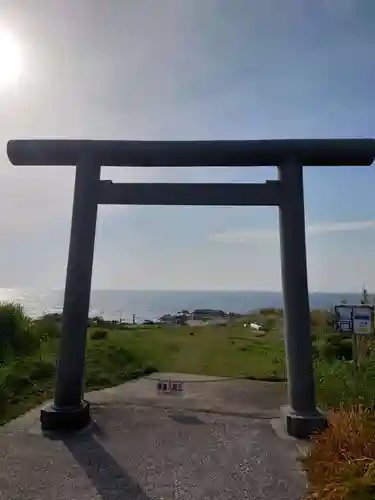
51,424,150,500
170,413,205,425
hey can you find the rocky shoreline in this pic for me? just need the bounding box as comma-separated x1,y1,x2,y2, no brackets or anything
42,308,245,327
159,308,235,326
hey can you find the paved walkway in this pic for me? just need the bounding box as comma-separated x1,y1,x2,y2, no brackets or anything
0,374,308,499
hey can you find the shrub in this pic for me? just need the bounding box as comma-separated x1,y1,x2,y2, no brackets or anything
3,357,55,388
303,407,375,500
84,342,155,389
0,356,55,408
166,342,180,354
0,302,38,361
28,358,56,380
42,312,62,323
90,315,105,325
258,308,283,316
0,382,8,414
32,318,61,341
310,309,333,329
311,342,320,360
90,329,108,340
0,356,56,422
321,334,353,361
315,357,375,411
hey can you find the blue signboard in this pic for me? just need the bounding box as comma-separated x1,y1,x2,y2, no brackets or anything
334,304,374,336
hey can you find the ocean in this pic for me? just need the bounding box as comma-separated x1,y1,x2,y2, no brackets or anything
0,289,369,323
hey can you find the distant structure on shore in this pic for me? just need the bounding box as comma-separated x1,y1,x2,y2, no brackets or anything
159,308,241,327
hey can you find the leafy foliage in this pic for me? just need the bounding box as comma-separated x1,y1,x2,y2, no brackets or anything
315,356,375,411
32,318,61,341
90,328,108,340
0,302,39,361
320,334,353,361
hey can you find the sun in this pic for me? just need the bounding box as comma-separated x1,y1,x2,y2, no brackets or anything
0,30,22,85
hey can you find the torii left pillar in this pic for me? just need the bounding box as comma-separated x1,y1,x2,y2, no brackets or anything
41,159,100,430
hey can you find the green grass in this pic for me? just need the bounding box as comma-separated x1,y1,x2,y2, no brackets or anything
0,334,156,424
1,303,374,425
315,356,375,411
0,316,287,424
100,324,287,380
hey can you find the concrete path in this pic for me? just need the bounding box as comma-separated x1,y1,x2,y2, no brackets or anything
0,374,308,499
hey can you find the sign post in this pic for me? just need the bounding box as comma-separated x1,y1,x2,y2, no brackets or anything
334,304,374,404
334,304,374,337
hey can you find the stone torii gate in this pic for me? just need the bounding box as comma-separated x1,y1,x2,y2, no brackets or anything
7,138,375,438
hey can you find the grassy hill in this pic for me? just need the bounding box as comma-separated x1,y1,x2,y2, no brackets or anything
0,304,374,424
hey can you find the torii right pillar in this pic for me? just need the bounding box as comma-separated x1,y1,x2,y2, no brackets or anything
278,159,326,438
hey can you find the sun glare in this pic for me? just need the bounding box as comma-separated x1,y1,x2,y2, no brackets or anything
0,30,22,85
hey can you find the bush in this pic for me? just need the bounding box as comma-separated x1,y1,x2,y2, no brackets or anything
32,318,61,341
0,383,8,414
311,342,319,360
0,355,56,420
321,334,353,361
303,407,375,500
0,302,39,361
42,312,62,323
84,342,155,389
239,345,252,352
27,358,56,381
315,357,375,411
310,309,333,329
2,357,55,390
91,329,108,340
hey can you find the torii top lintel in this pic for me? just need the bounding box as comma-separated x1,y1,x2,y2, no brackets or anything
7,138,375,167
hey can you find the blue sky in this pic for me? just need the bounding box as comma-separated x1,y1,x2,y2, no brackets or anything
0,0,375,291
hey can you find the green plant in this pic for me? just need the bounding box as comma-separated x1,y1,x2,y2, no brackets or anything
0,384,7,414
310,309,333,328
84,342,154,390
238,345,252,352
321,334,353,361
42,312,62,323
90,329,108,340
0,302,38,361
28,358,56,380
315,357,375,411
32,318,61,341
311,343,320,360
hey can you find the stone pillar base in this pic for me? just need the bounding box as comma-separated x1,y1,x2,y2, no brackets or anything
281,405,327,439
40,401,91,432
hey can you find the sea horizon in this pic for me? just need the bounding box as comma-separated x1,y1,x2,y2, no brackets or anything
0,288,370,323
